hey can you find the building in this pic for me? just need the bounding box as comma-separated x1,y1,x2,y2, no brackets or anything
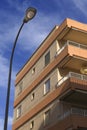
12,18,87,130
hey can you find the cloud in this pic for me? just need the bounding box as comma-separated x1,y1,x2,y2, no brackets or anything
8,116,13,125
16,11,62,51
7,0,31,12
72,0,87,16
0,118,3,130
0,7,61,53
0,25,17,53
0,2,62,84
0,8,21,53
0,0,61,91
0,54,9,87
2,0,87,56
0,54,16,88
0,116,13,130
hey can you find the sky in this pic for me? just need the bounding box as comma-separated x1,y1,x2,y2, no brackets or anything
0,0,87,130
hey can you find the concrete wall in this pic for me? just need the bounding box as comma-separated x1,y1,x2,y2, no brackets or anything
13,40,59,121
13,68,58,121
14,40,58,99
14,99,63,130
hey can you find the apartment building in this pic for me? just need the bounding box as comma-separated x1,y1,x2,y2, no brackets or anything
12,18,87,130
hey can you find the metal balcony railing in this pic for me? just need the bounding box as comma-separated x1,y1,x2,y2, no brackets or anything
58,107,87,121
55,40,87,57
68,40,87,50
71,107,87,116
57,72,87,87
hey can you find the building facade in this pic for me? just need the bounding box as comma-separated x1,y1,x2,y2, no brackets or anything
12,18,87,130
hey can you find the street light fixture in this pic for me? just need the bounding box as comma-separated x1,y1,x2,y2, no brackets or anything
4,7,37,130
23,7,37,23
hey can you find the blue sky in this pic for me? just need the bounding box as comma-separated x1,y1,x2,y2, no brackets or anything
0,0,87,129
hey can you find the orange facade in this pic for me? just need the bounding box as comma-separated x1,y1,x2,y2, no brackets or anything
12,18,87,130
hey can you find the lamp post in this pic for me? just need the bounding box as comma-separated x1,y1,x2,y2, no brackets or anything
4,7,37,130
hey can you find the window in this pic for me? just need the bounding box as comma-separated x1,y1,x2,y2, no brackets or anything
44,79,50,95
31,93,35,101
44,110,50,126
30,121,34,129
16,105,21,118
45,51,50,66
18,82,23,95
32,67,35,74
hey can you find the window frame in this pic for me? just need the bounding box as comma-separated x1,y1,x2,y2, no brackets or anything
31,93,35,101
45,51,50,66
44,109,50,126
30,120,34,129
44,79,50,95
32,67,35,74
16,105,21,118
18,81,23,95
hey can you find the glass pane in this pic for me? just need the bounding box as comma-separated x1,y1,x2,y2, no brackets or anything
44,79,50,94
17,106,21,118
45,51,50,66
44,110,50,125
18,82,23,95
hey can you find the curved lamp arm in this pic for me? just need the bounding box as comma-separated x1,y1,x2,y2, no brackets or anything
4,7,37,130
4,21,25,130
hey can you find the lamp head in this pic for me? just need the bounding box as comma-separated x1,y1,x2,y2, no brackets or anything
23,7,37,23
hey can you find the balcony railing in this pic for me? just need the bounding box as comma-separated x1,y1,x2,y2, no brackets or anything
58,107,87,121
57,72,87,87
68,40,87,50
55,40,87,57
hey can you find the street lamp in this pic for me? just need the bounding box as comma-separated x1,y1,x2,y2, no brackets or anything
4,7,37,130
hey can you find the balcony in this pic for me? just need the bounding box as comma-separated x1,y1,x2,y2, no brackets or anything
57,72,87,87
56,41,87,71
58,107,87,121
48,106,87,130
56,72,87,105
58,107,87,129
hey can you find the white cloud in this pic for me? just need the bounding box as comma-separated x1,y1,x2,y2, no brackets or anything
0,54,16,88
0,7,61,89
72,0,87,16
0,116,13,130
0,0,61,88
8,116,13,125
0,0,61,91
0,8,61,53
0,9,21,53
0,54,9,87
0,25,17,53
17,11,61,51
0,118,4,130
7,0,31,12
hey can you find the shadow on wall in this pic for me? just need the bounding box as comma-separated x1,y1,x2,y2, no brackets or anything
15,79,87,130
37,100,72,130
37,85,87,130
